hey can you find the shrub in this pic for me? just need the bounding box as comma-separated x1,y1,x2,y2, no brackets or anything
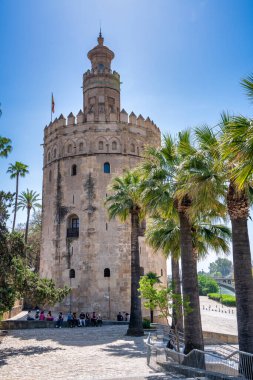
221,295,236,307
207,293,236,306
207,293,221,301
198,275,219,295
142,318,151,329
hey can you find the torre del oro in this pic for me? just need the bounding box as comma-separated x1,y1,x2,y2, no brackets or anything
40,33,167,318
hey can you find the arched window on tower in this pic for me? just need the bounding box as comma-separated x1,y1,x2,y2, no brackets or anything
49,170,52,182
69,269,75,278
48,152,51,162
79,142,84,152
67,215,79,238
130,143,135,153
98,63,105,73
99,141,104,150
104,268,110,277
53,148,57,158
112,141,117,151
104,162,110,174
71,164,77,176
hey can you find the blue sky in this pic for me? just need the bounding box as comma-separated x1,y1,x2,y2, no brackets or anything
1,0,253,270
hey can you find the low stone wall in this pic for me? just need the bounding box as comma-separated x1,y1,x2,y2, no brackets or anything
203,330,238,345
0,319,128,330
2,299,23,321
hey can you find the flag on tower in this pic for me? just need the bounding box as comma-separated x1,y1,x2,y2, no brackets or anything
51,93,55,114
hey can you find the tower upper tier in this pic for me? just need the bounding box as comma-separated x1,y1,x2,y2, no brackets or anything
83,32,120,122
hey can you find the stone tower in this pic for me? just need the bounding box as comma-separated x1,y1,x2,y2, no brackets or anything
40,33,167,318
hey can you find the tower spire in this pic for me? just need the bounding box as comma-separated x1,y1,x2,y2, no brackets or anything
97,26,104,45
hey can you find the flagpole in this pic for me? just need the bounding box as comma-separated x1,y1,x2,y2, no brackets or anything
51,93,52,123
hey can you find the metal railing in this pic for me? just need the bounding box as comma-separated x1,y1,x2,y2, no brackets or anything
67,228,79,238
145,331,253,379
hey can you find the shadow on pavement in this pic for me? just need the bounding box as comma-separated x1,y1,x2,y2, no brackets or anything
0,345,64,366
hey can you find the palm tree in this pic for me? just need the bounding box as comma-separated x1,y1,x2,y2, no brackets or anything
145,215,231,331
17,189,41,244
105,171,144,336
184,122,253,355
0,136,12,158
7,162,29,232
138,134,205,354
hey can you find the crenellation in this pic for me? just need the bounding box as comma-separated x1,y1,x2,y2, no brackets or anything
67,112,75,126
129,111,137,125
58,114,66,127
120,109,128,123
77,110,84,124
137,114,145,127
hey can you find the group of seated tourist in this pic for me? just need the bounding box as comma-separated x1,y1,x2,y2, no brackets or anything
117,311,130,321
27,309,54,321
27,309,103,327
65,311,102,327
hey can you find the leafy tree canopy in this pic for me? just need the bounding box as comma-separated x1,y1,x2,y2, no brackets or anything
209,258,233,277
198,274,219,296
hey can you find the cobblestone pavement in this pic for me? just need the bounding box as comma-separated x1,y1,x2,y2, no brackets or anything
0,325,179,380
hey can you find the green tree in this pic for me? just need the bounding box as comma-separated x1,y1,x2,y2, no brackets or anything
187,122,253,355
139,275,191,352
145,271,161,323
198,275,219,295
209,258,232,277
138,134,206,353
17,189,41,244
106,171,144,336
7,162,29,232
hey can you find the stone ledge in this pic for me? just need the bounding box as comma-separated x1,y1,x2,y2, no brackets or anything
0,320,129,330
203,331,238,345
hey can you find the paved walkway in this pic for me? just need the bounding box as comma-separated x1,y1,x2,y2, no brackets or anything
0,297,238,380
0,325,178,380
200,296,237,335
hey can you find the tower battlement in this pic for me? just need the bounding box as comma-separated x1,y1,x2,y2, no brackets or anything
45,109,159,137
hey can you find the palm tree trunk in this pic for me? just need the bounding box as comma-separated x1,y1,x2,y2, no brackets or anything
12,173,19,232
25,207,30,244
127,208,144,336
179,209,204,354
231,217,253,354
171,256,183,332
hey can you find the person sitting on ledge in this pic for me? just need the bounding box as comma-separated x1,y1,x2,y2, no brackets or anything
46,311,54,321
55,312,63,328
117,312,123,321
72,312,79,327
39,310,45,321
79,312,86,327
26,311,34,320
35,309,40,319
91,311,97,327
67,312,73,327
97,314,102,327
85,313,91,327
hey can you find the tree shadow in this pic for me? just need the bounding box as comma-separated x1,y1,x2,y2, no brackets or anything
101,339,147,359
4,325,145,348
0,345,64,366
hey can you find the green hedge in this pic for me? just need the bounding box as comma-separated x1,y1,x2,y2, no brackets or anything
142,318,151,329
207,293,236,307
